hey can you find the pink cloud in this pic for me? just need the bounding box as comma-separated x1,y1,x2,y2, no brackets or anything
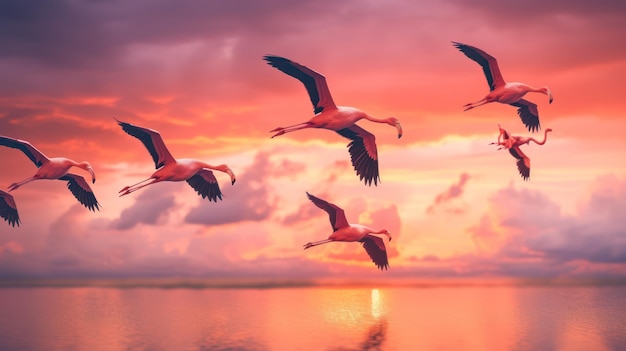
110,184,179,230
0,242,23,255
282,200,320,226
281,161,353,226
185,151,278,225
466,176,626,276
426,173,471,215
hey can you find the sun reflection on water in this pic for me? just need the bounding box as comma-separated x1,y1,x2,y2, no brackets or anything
371,288,383,319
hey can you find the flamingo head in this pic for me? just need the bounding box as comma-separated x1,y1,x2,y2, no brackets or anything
219,165,236,185
386,117,402,139
542,86,553,104
378,229,392,242
80,162,96,183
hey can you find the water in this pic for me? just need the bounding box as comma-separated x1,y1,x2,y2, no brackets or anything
0,284,624,350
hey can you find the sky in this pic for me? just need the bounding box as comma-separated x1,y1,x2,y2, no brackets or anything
0,0,625,281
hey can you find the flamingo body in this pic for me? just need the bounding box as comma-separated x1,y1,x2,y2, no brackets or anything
264,55,402,186
150,159,210,181
0,136,99,211
32,158,84,179
116,120,236,201
453,41,552,133
303,192,391,270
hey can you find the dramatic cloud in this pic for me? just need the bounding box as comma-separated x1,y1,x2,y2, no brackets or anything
0,0,346,67
466,175,626,276
281,160,350,226
426,173,471,215
282,199,321,226
44,204,111,274
369,205,402,259
447,0,626,20
184,152,279,225
0,242,23,255
110,185,179,230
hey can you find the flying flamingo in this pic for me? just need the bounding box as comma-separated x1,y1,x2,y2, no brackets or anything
263,55,403,186
0,136,99,211
303,192,391,270
452,41,553,133
490,124,553,180
116,120,236,201
0,190,20,227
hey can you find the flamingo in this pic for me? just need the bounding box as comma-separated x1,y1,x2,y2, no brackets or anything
0,136,99,211
452,41,553,133
263,55,403,186
116,120,236,200
303,192,391,270
490,124,553,180
0,190,20,227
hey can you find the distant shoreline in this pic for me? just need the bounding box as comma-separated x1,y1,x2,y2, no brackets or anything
1,277,625,289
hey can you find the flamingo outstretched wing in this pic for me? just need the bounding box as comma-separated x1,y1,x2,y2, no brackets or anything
509,147,531,180
0,136,48,167
360,235,389,270
186,169,224,202
116,120,175,168
452,42,505,91
263,55,337,114
59,174,100,211
336,125,379,186
510,99,541,133
0,190,20,227
306,192,349,232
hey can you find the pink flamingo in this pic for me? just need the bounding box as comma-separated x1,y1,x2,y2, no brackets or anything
0,136,99,211
116,120,236,201
0,190,20,227
264,55,403,186
453,41,553,133
303,192,391,270
491,124,553,180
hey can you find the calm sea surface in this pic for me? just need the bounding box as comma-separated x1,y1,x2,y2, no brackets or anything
0,283,624,351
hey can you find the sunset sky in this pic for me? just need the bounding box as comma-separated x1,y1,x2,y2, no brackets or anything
0,0,625,280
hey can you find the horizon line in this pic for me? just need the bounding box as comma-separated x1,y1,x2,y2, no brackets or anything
1,276,625,289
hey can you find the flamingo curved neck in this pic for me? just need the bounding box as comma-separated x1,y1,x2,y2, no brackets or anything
530,130,552,145
528,85,552,99
526,85,542,93
195,161,218,170
193,162,235,184
196,162,228,172
373,229,391,240
362,114,391,124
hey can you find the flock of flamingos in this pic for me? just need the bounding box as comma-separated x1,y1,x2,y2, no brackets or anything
0,42,554,270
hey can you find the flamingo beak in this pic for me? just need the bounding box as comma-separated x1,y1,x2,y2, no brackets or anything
89,168,96,184
394,121,403,139
227,169,236,185
547,89,553,104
